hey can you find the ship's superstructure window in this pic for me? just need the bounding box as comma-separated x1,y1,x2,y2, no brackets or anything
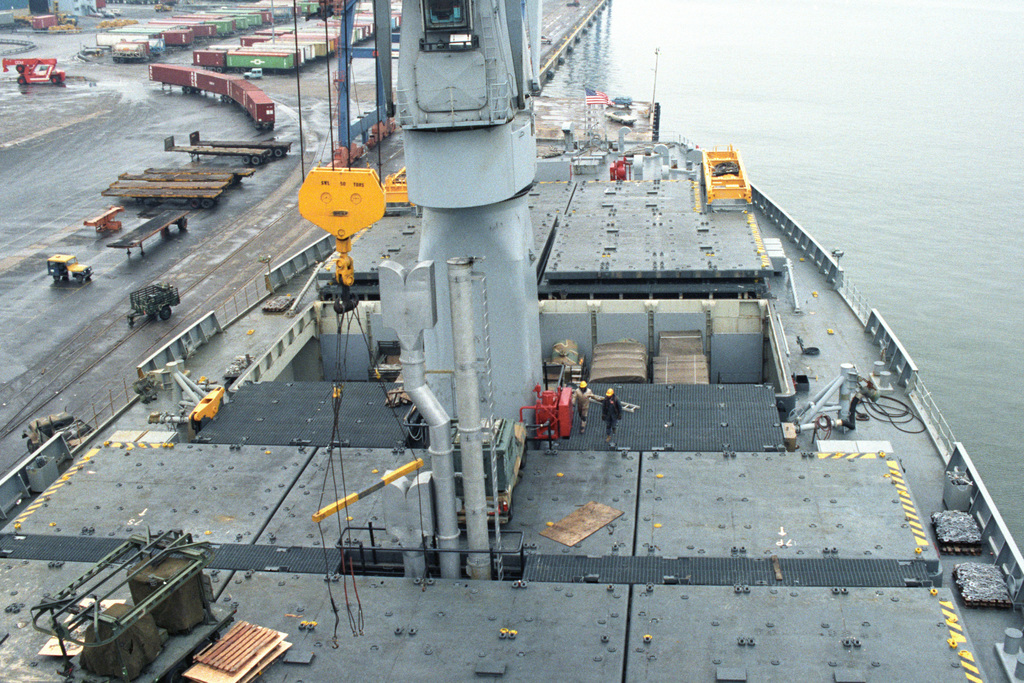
423,0,471,30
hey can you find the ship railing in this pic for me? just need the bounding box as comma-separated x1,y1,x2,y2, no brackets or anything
906,376,958,460
752,185,961,460
751,185,844,289
63,240,329,459
0,433,71,521
945,443,1024,607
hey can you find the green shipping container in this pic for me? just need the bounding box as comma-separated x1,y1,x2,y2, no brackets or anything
225,52,295,69
203,20,234,35
211,13,255,29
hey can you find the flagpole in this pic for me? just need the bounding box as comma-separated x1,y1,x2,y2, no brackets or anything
649,48,659,127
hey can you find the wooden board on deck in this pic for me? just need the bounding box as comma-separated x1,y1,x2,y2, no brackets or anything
540,501,623,546
184,623,288,683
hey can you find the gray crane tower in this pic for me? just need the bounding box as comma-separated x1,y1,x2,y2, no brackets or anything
396,0,544,419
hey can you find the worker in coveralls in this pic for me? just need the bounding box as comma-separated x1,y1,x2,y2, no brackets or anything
571,381,594,434
602,388,623,442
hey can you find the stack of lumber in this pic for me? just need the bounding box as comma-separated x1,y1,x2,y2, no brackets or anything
184,621,291,683
653,331,708,384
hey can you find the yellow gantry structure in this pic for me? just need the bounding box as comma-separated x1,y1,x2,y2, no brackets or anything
702,146,752,206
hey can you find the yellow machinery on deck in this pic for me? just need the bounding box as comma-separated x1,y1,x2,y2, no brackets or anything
297,166,386,306
702,146,752,207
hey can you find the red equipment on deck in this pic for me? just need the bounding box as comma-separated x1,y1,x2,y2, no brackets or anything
519,384,573,441
83,206,125,233
609,157,632,181
2,58,66,85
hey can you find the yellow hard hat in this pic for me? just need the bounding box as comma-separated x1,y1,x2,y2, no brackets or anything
606,388,614,396
579,381,587,389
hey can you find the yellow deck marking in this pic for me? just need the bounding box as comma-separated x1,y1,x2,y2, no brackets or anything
934,601,984,681
887,461,929,546
816,452,879,459
11,448,101,529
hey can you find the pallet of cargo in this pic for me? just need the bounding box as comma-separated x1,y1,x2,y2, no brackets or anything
188,131,291,159
164,135,272,166
106,210,189,257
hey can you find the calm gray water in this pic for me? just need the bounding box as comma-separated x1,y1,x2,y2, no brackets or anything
547,0,1024,537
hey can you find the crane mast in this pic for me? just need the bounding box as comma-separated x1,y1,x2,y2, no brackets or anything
396,0,544,418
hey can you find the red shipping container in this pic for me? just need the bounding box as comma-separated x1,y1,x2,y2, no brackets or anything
31,15,57,30
194,71,228,95
96,0,106,7
149,63,193,87
239,36,269,47
162,29,194,47
192,49,227,68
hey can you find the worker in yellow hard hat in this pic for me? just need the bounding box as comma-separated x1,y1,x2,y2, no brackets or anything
602,387,622,443
571,380,594,434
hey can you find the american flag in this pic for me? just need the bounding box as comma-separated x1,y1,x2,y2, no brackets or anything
584,87,611,106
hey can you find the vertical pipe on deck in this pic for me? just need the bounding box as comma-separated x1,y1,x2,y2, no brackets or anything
448,257,491,580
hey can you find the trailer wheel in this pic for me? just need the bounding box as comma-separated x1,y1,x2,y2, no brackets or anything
189,198,201,209
159,306,172,321
250,155,262,166
200,198,214,209
241,155,252,165
273,147,285,158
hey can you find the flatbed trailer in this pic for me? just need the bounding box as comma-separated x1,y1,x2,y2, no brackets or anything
143,166,257,179
187,130,291,158
164,134,272,166
106,210,189,256
101,184,223,209
119,171,243,186
107,180,231,191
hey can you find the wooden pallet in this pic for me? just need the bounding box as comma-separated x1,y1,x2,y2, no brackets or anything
932,522,983,555
185,621,289,683
951,568,1013,609
937,541,983,556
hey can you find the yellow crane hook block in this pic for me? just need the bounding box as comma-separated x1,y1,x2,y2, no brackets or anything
298,166,386,287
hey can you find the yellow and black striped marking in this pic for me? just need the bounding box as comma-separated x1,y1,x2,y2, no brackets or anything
887,461,929,547
104,441,173,449
746,213,772,269
692,180,701,213
12,448,101,531
816,451,889,459
939,599,983,682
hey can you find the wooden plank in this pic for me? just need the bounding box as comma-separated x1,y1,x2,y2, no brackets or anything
195,622,258,668
540,501,623,546
238,641,292,683
217,629,279,673
184,630,287,683
194,621,280,673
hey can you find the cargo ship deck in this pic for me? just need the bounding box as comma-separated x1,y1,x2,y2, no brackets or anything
2,143,1021,682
